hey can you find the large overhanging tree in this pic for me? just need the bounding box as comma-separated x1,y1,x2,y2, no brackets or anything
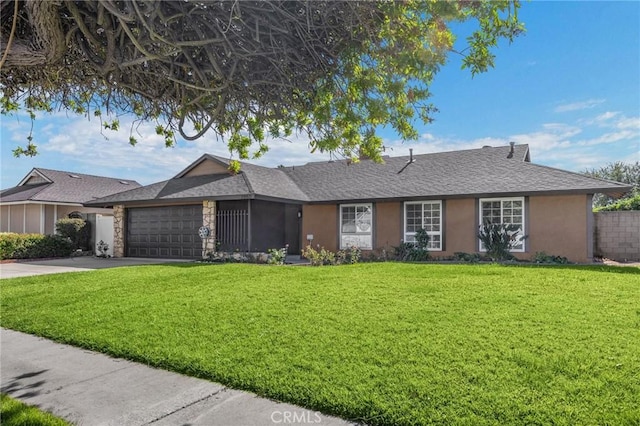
0,0,523,171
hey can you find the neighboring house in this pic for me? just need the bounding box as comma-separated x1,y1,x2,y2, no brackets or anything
0,168,141,235
86,144,631,262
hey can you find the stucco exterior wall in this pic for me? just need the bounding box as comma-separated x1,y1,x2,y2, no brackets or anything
183,159,228,177
44,205,56,234
0,205,8,232
300,195,593,263
301,204,338,251
374,202,401,251
9,205,23,232
527,194,591,263
0,203,114,235
594,211,640,261
440,199,477,256
25,204,41,233
55,205,112,218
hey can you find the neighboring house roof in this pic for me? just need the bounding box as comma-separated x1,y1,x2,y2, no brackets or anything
86,144,632,207
0,168,141,204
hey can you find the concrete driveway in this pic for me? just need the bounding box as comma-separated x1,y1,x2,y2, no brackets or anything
0,257,191,279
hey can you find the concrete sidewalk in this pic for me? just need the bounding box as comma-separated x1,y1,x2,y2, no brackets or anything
1,329,357,426
0,262,94,278
0,257,191,279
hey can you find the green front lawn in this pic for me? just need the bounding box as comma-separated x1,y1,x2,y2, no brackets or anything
1,394,70,426
1,263,638,425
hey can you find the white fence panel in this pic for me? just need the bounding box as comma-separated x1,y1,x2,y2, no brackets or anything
95,214,114,256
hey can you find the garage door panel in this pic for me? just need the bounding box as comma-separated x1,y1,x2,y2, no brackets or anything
126,206,201,259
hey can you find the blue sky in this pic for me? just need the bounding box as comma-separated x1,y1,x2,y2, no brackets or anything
1,1,639,187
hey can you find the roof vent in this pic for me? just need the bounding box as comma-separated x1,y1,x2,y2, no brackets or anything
69,174,81,178
507,141,515,159
119,181,130,185
482,145,492,149
398,149,416,174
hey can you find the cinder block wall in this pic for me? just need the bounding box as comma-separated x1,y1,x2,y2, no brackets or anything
594,211,640,261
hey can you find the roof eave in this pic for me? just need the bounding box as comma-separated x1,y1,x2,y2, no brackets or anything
85,192,310,208
84,193,257,208
305,187,634,204
0,200,85,207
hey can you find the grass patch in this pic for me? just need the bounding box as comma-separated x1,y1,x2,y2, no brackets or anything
1,263,639,425
1,394,70,426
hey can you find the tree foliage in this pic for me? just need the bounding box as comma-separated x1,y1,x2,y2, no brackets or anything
583,161,639,208
593,194,640,212
0,0,523,169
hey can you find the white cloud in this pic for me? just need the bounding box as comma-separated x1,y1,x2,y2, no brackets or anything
615,116,640,130
3,107,638,186
622,149,640,164
381,135,506,158
577,130,638,147
594,111,620,122
554,99,605,113
536,149,606,171
509,123,580,152
31,115,328,184
573,112,640,147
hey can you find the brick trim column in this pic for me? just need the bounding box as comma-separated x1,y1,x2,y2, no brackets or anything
113,205,125,257
202,200,216,258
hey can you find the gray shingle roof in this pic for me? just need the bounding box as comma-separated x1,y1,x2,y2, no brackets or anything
211,156,309,201
86,173,250,205
88,155,309,206
0,168,141,204
86,144,632,206
284,144,632,202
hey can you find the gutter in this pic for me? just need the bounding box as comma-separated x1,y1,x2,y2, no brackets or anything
0,200,87,207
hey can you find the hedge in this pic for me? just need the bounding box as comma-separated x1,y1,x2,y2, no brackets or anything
0,233,74,260
55,218,91,250
594,193,640,212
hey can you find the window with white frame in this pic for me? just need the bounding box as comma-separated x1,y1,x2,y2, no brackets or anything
479,197,525,251
340,203,372,249
404,201,442,250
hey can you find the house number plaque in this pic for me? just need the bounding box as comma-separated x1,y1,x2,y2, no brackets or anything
198,226,210,239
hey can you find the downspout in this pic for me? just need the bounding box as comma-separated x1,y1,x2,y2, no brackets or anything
586,194,594,260
40,204,45,234
247,199,252,252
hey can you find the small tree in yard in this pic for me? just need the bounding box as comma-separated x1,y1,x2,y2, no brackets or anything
478,223,526,261
395,228,431,261
55,218,91,250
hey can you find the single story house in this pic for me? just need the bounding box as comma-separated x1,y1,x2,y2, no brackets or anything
86,144,631,262
0,168,140,234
